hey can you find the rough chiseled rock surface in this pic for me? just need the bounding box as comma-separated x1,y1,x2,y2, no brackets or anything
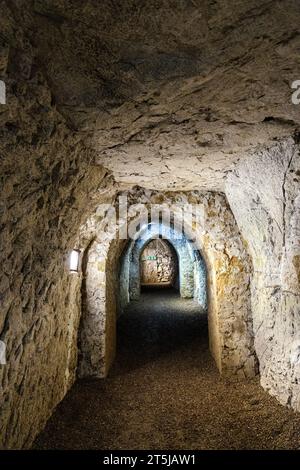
77,190,256,382
0,0,299,450
15,0,300,190
0,1,113,449
3,0,300,190
140,239,177,286
226,138,300,410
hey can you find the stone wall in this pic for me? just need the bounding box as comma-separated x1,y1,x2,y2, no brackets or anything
78,190,256,381
126,224,198,302
225,137,300,410
140,239,178,286
1,0,299,451
0,4,113,448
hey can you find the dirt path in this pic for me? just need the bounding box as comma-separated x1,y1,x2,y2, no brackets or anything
34,290,300,450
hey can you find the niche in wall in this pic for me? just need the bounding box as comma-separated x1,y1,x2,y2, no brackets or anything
140,238,179,288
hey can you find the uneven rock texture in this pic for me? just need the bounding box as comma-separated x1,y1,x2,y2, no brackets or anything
226,138,300,410
140,239,178,286
34,290,300,451
77,190,256,381
2,1,299,190
0,0,300,451
0,1,114,449
126,223,198,302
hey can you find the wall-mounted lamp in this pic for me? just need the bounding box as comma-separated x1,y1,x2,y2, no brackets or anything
69,249,80,273
0,80,6,105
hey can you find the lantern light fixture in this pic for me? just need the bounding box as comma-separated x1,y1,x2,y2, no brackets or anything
69,249,80,273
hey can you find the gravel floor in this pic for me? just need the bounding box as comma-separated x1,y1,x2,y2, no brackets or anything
34,289,300,450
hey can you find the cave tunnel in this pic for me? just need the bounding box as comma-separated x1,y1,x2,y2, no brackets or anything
1,0,300,454
116,222,209,376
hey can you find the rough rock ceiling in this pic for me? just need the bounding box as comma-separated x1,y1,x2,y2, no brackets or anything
11,0,300,190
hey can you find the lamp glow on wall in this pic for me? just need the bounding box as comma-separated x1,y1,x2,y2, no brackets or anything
69,249,80,273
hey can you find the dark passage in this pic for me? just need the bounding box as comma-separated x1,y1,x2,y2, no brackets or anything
118,288,207,373
34,291,300,450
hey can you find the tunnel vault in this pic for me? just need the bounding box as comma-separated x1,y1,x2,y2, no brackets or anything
2,0,300,450
77,190,257,380
119,222,207,310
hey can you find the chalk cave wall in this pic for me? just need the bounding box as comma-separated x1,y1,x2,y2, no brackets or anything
140,239,177,286
0,4,113,449
226,138,300,410
126,227,196,302
0,0,300,451
77,190,256,384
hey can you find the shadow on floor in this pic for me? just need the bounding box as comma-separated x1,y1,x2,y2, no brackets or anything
115,288,208,375
33,289,300,450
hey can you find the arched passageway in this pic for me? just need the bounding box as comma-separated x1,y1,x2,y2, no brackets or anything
2,0,300,451
116,223,208,378
118,221,207,316
77,191,255,380
35,237,300,450
32,188,300,451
